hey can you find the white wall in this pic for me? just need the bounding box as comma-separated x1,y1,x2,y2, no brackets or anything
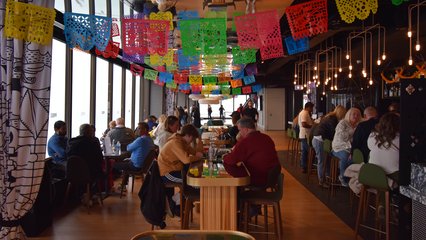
259,88,286,130
150,84,163,117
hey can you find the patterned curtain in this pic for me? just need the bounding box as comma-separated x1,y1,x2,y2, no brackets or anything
0,0,54,239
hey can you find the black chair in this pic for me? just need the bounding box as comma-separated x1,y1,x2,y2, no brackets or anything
64,155,103,214
181,167,200,229
120,149,158,198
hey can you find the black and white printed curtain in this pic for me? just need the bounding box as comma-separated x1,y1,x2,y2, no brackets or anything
0,0,53,239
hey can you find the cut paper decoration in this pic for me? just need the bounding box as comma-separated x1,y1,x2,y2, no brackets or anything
335,0,378,23
111,19,120,37
218,75,231,83
245,63,258,76
130,64,144,76
122,52,145,64
203,54,228,66
150,49,175,66
159,72,173,83
211,90,221,94
232,88,242,95
154,65,166,72
232,12,245,32
392,0,408,6
232,47,257,64
232,69,245,80
201,18,227,55
203,76,217,85
189,75,203,85
5,0,56,45
179,83,191,90
242,86,252,94
180,19,202,56
191,85,202,93
149,11,174,30
154,78,165,86
285,37,309,55
230,79,243,88
144,69,158,81
235,14,261,49
251,84,262,93
285,0,328,40
256,10,284,60
177,49,199,69
221,85,231,95
174,73,188,84
243,75,256,85
64,12,111,51
95,41,120,59
121,19,169,56
177,10,199,21
205,11,227,19
166,81,177,89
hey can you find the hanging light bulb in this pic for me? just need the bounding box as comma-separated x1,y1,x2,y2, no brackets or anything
362,69,366,74
377,59,381,65
334,73,338,78
330,86,334,90
408,56,413,65
382,54,386,60
369,79,373,85
349,65,353,70
334,85,338,90
314,66,317,70
415,41,421,51
407,30,412,38
303,84,307,88
322,91,325,95
293,80,296,85
345,53,350,60
308,81,311,84
348,72,352,78
339,67,342,72
363,72,367,78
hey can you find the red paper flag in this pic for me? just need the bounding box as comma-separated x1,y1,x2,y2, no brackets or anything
235,14,261,49
256,10,284,60
130,64,144,76
242,86,252,94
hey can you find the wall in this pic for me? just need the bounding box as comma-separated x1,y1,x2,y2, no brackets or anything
150,84,164,117
261,88,286,130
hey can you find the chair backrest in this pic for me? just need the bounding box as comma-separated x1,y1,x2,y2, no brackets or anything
66,155,90,184
273,173,285,201
291,128,299,139
358,163,389,191
323,139,332,153
286,128,292,138
140,149,158,174
352,148,364,164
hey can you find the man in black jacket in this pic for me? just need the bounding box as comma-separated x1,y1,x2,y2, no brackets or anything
351,106,378,163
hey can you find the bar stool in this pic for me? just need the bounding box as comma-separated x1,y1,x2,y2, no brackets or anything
290,129,300,166
181,168,200,229
286,128,293,164
306,136,317,183
349,149,364,208
164,181,184,228
355,163,391,240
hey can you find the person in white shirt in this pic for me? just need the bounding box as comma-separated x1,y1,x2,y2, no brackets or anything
298,102,314,173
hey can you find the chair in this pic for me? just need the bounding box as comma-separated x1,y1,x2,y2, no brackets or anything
163,181,184,228
240,166,283,239
120,149,158,198
64,155,103,214
352,149,365,164
355,163,392,240
290,128,300,166
181,167,200,229
322,139,341,197
286,128,293,164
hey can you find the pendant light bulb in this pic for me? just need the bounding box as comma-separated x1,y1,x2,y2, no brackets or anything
349,65,353,70
363,72,367,78
377,59,381,65
322,91,325,95
369,79,373,85
334,85,337,90
293,80,296,85
407,31,412,38
345,54,350,60
408,56,413,66
415,42,421,51
382,54,386,61
294,74,297,78
339,67,342,72
314,66,317,70
334,73,338,78
348,72,352,78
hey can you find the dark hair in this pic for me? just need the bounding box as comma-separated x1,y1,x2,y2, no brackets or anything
165,115,179,132
179,124,199,138
304,102,314,109
373,112,400,149
237,117,256,129
54,120,66,130
139,122,149,132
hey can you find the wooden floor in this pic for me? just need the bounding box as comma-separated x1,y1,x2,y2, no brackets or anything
29,131,355,240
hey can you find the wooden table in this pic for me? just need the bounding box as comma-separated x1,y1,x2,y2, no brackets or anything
187,164,250,230
131,230,255,240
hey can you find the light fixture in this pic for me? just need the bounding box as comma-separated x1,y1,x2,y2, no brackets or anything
369,79,373,85
339,67,342,72
345,53,350,60
334,85,337,90
349,65,353,70
377,59,381,65
334,73,338,78
415,40,421,51
408,0,426,64
407,30,412,38
409,56,413,65
349,72,352,78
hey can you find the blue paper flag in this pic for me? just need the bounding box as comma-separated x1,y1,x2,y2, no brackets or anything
243,75,256,85
285,37,309,55
177,49,199,70
159,72,173,83
251,84,262,93
232,69,245,80
179,83,191,90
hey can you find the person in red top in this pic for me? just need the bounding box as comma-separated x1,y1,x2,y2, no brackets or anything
223,118,280,187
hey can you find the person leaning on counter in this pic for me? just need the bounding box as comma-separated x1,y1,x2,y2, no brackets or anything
223,118,280,187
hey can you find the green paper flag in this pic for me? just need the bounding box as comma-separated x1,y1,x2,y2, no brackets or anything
232,87,241,95
144,69,158,81
232,46,257,64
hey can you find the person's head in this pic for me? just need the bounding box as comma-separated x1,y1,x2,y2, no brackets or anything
388,102,400,113
333,105,347,120
180,124,200,143
116,117,125,126
158,114,167,124
54,120,67,136
239,104,243,107
363,106,378,120
165,115,180,133
304,102,314,113
137,122,150,136
230,111,241,125
148,115,157,122
374,112,400,149
80,124,94,137
344,107,362,126
109,120,116,129
247,100,253,108
237,117,256,138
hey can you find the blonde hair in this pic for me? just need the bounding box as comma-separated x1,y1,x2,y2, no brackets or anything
158,114,167,124
344,107,362,123
334,105,347,120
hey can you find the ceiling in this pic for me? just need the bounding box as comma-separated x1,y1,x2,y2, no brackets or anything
128,0,426,89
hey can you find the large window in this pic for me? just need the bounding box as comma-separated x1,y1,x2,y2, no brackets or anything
72,0,89,14
112,64,122,121
95,0,107,16
111,0,121,47
134,76,141,125
54,0,65,12
125,70,133,128
47,40,66,140
95,58,109,139
124,2,131,16
71,49,91,137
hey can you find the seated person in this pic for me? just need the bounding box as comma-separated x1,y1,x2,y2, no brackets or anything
154,115,179,150
157,124,204,215
223,118,280,187
47,120,68,178
67,124,104,181
113,122,155,183
351,106,379,163
368,112,400,188
107,117,135,153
